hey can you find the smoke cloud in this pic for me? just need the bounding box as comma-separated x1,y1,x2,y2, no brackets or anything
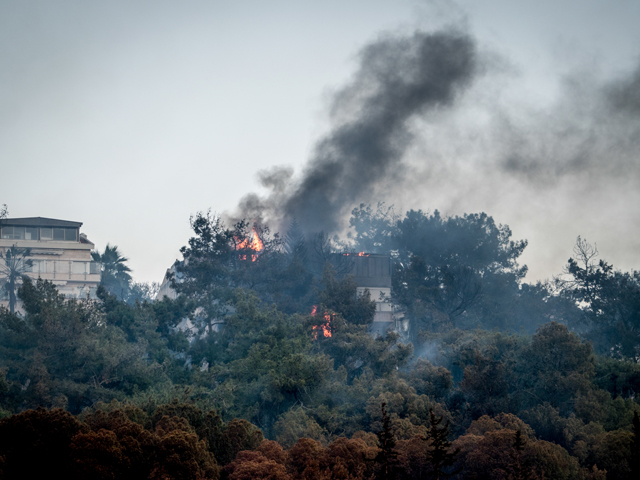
229,22,640,279
394,52,640,280
232,29,478,234
493,68,640,183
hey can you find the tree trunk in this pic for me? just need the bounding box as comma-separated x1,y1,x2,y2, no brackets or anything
8,277,16,314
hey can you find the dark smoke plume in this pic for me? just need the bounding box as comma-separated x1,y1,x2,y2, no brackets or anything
225,19,640,279
232,29,477,234
493,63,640,183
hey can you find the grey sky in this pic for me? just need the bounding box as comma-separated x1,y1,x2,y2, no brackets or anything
2,1,640,284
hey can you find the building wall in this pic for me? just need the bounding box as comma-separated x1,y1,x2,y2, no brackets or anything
0,235,101,309
350,255,402,334
352,255,392,288
356,286,393,323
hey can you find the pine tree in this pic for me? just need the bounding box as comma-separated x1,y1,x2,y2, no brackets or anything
376,402,399,480
284,217,307,260
426,408,459,480
511,429,530,480
631,411,640,478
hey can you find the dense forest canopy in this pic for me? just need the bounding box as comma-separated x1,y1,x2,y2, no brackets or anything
1,204,640,479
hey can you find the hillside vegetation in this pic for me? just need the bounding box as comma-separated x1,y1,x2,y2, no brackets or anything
1,205,640,479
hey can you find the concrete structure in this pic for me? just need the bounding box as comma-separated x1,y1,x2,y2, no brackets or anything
156,262,179,300
346,254,405,335
351,254,393,323
0,217,101,309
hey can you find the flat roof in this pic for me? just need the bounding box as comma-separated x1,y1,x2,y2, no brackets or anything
0,217,83,228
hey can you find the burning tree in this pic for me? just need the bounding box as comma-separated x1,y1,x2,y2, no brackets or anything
235,227,264,262
174,211,282,333
311,305,332,339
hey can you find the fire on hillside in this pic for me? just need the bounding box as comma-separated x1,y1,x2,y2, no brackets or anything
311,305,332,339
236,227,264,261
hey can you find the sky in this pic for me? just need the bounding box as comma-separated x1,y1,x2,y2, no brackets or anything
2,0,639,285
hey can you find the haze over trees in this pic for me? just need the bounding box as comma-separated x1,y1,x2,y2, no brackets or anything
1,204,640,479
92,244,159,304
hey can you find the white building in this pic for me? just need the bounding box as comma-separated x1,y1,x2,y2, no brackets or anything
0,217,101,309
350,254,407,335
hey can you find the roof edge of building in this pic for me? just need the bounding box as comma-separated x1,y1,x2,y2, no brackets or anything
0,217,83,228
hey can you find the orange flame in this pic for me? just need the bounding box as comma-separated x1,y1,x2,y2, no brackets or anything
343,252,369,257
236,228,264,261
311,305,332,339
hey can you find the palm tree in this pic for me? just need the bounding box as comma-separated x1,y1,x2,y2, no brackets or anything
0,245,33,313
92,244,132,300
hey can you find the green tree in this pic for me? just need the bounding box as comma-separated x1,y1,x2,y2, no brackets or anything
92,244,133,300
0,278,168,413
376,402,399,480
459,350,511,418
317,262,376,326
274,408,326,449
351,207,529,339
215,418,264,465
518,322,595,414
589,429,633,480
511,429,531,480
175,212,283,331
0,245,33,314
425,408,459,480
631,411,640,478
284,216,307,260
557,236,601,304
557,236,640,358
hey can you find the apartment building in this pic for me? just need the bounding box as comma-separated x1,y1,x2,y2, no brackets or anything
0,217,101,308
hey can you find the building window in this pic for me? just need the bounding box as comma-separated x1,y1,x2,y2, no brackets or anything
72,262,87,274
90,262,100,274
30,260,40,274
1,226,26,239
1,225,78,241
50,228,77,241
25,227,38,240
